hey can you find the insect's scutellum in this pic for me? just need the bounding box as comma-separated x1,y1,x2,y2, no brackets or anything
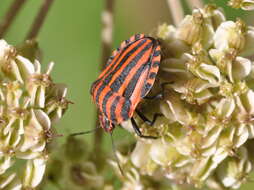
90,34,161,135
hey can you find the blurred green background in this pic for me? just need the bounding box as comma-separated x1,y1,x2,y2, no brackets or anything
0,0,254,189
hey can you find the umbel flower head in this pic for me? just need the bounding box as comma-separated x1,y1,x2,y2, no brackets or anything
112,5,254,190
0,39,69,189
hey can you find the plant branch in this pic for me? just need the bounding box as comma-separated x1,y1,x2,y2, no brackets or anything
166,0,184,26
0,0,27,38
93,0,115,157
100,0,114,67
26,0,55,40
186,0,204,9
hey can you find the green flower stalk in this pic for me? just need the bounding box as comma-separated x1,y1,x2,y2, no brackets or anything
0,39,69,189
111,5,254,190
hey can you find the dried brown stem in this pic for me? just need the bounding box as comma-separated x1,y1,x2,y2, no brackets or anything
26,0,54,40
0,0,27,38
166,0,184,26
93,0,115,157
186,0,204,9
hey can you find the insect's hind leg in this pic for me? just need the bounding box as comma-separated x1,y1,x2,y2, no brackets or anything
136,109,162,126
131,117,157,139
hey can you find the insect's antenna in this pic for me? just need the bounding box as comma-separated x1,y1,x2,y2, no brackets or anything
110,132,124,176
70,126,101,136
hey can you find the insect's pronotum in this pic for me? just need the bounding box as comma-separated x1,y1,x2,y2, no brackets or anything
90,34,162,138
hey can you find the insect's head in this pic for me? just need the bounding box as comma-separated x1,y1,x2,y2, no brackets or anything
99,114,115,133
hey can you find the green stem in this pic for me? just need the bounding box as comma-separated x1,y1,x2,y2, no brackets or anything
93,0,115,160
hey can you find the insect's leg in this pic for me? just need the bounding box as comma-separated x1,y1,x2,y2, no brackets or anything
131,117,157,139
136,109,163,126
144,82,173,100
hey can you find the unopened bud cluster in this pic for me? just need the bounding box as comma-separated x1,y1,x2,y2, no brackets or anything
0,40,69,189
112,5,254,190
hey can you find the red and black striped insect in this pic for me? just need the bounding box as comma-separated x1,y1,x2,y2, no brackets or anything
90,34,162,138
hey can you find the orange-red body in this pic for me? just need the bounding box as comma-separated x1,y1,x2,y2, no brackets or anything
90,34,161,132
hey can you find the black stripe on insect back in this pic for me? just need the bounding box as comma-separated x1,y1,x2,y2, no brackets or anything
109,41,154,93
90,79,101,95
95,82,106,105
121,99,131,120
102,91,113,118
110,96,120,122
123,64,149,98
102,39,147,85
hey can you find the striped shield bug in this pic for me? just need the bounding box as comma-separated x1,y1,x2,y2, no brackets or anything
90,34,162,138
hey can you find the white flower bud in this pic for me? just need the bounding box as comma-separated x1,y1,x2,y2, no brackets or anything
23,157,46,188
0,173,16,189
157,24,176,41
0,156,13,175
131,140,151,169
0,40,15,64
217,147,252,188
203,5,226,29
176,9,214,48
214,19,246,52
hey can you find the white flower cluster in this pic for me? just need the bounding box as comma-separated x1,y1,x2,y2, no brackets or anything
0,40,68,189
113,5,254,190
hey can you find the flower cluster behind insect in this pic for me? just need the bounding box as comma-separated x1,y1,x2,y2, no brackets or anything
111,5,254,190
